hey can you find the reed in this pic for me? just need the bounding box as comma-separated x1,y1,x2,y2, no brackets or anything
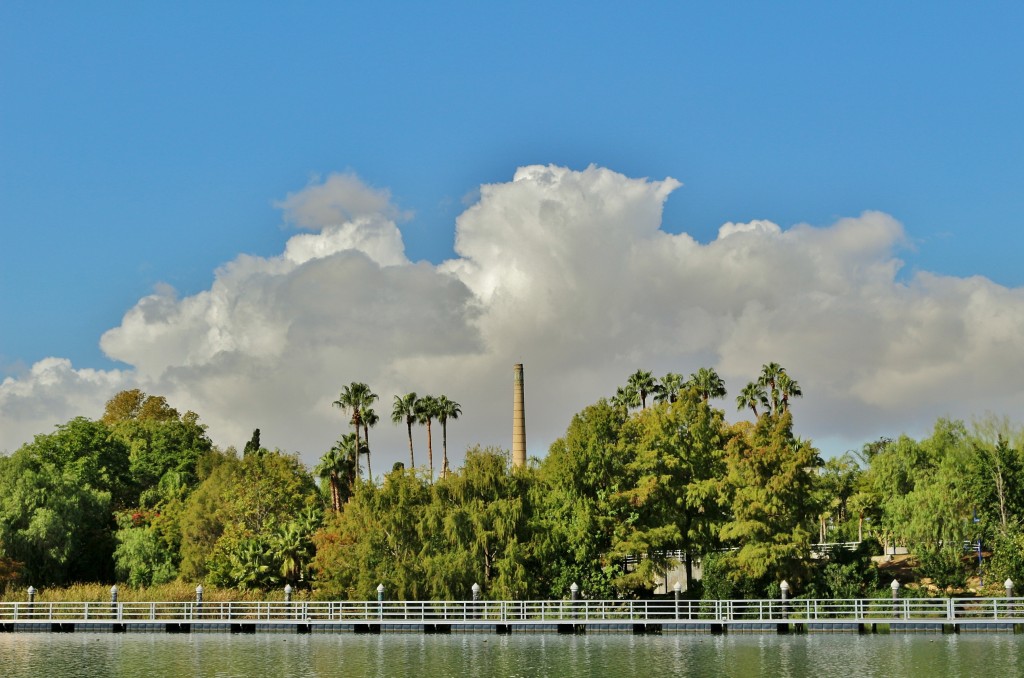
0,582,311,603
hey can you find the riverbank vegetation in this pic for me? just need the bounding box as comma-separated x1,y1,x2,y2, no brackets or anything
2,367,1023,602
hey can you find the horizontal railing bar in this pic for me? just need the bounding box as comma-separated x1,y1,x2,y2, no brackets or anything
1,598,1023,624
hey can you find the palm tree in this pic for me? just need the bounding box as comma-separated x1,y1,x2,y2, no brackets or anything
335,433,365,494
392,392,419,468
687,367,727,402
272,522,309,583
776,371,802,412
333,382,378,457
417,395,439,480
360,406,380,482
611,385,637,411
735,381,768,418
435,395,462,478
653,372,684,404
757,362,784,414
626,369,655,409
314,444,347,511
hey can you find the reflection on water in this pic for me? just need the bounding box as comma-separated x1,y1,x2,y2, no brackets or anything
0,632,1021,678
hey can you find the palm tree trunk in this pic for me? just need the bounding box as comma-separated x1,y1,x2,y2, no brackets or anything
426,419,434,480
329,473,341,512
406,419,415,468
364,424,372,482
352,411,362,478
441,421,449,478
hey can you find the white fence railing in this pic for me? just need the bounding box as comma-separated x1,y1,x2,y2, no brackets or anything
2,598,1023,624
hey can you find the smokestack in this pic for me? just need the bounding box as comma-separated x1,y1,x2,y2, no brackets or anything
512,363,526,468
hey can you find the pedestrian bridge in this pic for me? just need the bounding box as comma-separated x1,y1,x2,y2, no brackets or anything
3,597,1023,635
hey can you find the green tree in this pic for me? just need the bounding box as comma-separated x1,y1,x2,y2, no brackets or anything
112,512,178,587
242,428,261,457
422,447,535,599
101,389,180,425
539,399,630,598
0,450,114,585
180,449,318,584
718,412,822,595
312,466,433,599
609,393,727,593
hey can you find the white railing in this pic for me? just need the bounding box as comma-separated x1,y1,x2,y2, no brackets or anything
2,598,1023,624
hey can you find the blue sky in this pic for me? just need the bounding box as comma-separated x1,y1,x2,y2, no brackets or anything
3,3,1024,463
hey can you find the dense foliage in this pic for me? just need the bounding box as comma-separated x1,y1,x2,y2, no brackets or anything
3,370,1024,601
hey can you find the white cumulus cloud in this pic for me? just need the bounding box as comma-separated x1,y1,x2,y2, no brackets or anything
3,165,1024,467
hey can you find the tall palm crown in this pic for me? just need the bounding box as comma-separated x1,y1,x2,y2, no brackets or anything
314,440,357,511
736,381,768,418
333,382,378,456
435,395,462,478
611,386,636,411
775,372,802,412
687,367,727,402
757,363,784,413
416,394,440,480
391,392,419,468
653,372,684,404
756,362,801,414
626,369,655,409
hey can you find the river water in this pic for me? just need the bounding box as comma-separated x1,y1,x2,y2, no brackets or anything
1,632,1021,677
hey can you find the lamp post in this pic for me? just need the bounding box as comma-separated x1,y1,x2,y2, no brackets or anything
673,581,682,619
890,578,900,619
471,582,481,601
284,583,292,603
27,586,36,603
195,584,203,605
570,582,579,601
377,583,385,621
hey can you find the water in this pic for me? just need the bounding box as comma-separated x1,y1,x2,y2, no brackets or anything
1,633,1021,677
